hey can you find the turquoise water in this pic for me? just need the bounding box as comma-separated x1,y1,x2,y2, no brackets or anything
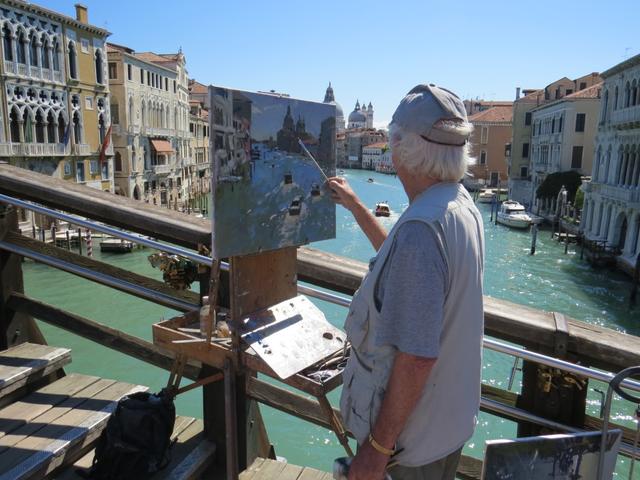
21,169,639,476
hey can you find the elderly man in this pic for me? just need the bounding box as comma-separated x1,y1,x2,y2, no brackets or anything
328,84,484,480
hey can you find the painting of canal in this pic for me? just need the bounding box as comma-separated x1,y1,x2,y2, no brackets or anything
209,86,336,258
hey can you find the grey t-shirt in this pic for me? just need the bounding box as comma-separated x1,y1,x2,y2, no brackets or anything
373,221,449,358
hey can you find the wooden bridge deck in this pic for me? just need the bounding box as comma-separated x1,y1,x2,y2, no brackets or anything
240,458,333,480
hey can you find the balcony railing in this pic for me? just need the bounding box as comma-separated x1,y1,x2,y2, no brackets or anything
3,60,64,84
151,164,171,175
4,60,15,74
610,106,640,128
72,144,91,156
0,142,69,156
590,182,640,203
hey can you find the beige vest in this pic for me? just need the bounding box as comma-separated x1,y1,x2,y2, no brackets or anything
340,182,485,467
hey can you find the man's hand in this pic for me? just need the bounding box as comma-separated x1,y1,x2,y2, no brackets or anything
327,176,361,212
348,442,389,480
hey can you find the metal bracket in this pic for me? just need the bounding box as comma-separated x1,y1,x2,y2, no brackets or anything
552,312,569,358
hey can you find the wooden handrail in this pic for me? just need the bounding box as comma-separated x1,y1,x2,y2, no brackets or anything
2,162,640,372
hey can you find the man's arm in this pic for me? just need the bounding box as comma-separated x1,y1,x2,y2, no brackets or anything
348,353,436,480
327,176,387,250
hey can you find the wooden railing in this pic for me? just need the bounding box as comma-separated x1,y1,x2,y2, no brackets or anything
2,162,640,478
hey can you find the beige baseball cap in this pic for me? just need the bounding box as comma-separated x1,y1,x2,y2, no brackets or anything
391,84,470,146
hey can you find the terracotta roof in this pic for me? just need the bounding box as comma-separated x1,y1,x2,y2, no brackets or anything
517,89,544,104
134,52,180,71
363,142,388,149
107,42,134,54
565,82,603,99
189,80,208,95
468,106,513,123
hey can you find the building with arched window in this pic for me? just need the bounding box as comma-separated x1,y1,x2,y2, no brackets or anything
0,2,112,229
582,53,640,276
107,42,192,207
529,83,602,214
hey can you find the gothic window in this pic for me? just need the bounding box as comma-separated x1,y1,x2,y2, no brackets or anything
29,33,38,66
16,30,26,64
2,25,13,62
141,101,146,127
95,49,103,84
26,88,36,101
624,82,630,108
614,86,619,110
115,151,122,171
58,112,67,144
111,103,119,125
9,108,20,142
98,113,106,144
68,41,77,79
41,36,50,69
632,80,638,107
23,109,33,142
72,110,81,143
52,38,60,70
128,97,134,124
46,110,55,143
35,109,44,142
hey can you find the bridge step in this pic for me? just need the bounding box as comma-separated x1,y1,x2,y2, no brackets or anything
0,342,71,405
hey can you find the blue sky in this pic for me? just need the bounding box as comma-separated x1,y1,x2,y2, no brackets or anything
40,0,639,127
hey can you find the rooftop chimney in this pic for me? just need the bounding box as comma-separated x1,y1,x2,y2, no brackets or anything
75,4,88,24
515,87,521,100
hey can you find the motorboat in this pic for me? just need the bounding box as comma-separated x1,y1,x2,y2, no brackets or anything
497,201,533,229
100,238,134,253
288,196,303,216
367,178,374,183
477,188,497,203
374,202,391,217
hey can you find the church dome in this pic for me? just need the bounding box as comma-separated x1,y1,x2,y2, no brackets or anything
348,108,366,124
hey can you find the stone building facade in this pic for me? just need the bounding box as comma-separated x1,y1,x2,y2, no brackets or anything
0,2,112,191
468,106,512,189
107,43,190,207
582,53,640,272
508,73,602,205
530,84,602,213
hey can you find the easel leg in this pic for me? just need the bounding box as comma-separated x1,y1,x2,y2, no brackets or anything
224,357,239,480
317,394,354,457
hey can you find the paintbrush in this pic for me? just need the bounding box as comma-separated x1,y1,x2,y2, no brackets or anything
298,138,329,181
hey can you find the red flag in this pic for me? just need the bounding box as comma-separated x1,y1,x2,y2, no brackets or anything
99,125,112,164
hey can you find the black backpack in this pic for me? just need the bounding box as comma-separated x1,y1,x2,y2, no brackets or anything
81,389,176,479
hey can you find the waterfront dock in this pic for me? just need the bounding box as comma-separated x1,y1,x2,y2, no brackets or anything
2,163,640,478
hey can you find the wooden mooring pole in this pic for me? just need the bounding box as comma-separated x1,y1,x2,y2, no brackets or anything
530,224,538,255
77,228,83,255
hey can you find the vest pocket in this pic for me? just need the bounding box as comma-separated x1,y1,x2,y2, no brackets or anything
344,297,369,350
340,356,376,445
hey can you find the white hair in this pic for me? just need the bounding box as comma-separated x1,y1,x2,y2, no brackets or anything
389,120,475,182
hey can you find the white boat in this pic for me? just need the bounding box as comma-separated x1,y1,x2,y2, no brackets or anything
497,201,533,229
100,238,134,253
477,188,496,203
374,202,390,217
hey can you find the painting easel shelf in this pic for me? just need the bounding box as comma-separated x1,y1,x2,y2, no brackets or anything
152,296,347,397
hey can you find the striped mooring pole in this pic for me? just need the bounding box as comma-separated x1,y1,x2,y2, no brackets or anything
86,229,93,257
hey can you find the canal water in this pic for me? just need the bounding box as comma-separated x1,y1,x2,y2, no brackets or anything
22,169,639,476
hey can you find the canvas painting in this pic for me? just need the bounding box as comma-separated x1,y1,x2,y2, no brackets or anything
209,86,336,258
482,430,622,480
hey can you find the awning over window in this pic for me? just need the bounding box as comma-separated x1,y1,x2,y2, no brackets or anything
151,139,175,154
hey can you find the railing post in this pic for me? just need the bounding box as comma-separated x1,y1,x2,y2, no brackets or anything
515,312,588,437
0,199,44,348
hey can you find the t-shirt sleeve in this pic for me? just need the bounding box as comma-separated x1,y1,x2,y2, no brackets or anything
374,221,448,358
